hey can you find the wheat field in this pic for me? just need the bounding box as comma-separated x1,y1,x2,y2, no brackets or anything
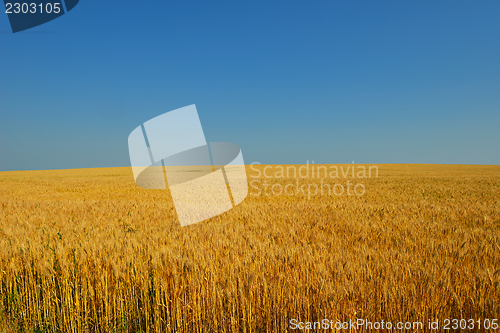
0,164,499,332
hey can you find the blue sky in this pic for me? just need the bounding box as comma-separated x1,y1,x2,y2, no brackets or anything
1,0,499,171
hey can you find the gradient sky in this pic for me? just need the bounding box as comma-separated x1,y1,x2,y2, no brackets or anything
1,0,499,171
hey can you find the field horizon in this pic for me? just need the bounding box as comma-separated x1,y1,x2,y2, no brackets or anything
2,162,500,174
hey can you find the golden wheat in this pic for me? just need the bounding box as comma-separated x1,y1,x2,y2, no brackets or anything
0,164,499,332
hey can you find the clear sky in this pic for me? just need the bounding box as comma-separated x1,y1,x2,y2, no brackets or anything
1,0,499,171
